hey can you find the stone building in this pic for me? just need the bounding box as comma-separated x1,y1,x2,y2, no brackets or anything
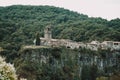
44,25,52,39
39,25,85,48
86,41,100,51
87,41,120,51
34,25,120,51
101,41,120,50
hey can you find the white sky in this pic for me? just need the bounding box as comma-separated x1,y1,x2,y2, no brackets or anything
0,0,120,20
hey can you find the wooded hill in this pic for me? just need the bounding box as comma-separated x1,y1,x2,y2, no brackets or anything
0,5,120,46
0,6,120,80
0,5,120,60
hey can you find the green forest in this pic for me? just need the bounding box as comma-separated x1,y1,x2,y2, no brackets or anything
0,5,120,45
0,5,120,80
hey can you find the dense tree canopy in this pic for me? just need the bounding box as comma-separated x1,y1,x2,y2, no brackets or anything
0,5,120,46
0,5,120,63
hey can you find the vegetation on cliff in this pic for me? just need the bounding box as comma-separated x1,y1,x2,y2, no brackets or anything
14,47,119,80
0,5,120,80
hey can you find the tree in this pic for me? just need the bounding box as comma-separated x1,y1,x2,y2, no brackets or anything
90,64,98,80
81,65,91,80
35,32,40,45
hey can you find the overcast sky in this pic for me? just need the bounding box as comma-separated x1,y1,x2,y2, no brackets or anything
0,0,120,20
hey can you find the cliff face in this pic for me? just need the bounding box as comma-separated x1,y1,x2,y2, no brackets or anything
20,47,51,64
15,46,120,80
15,46,80,80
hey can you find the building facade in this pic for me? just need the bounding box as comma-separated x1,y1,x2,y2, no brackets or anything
34,25,120,51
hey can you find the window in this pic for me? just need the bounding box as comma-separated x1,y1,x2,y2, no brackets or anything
48,28,50,31
114,43,118,45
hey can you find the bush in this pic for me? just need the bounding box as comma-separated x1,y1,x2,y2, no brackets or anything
0,56,17,80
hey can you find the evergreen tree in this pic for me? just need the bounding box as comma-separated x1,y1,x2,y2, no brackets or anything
35,32,40,45
90,64,98,80
81,65,91,80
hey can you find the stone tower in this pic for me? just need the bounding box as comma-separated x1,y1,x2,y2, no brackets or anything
44,25,52,39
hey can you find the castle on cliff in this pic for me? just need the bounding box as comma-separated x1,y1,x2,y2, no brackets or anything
34,25,120,51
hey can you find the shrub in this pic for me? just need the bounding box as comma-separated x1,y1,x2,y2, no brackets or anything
0,56,17,80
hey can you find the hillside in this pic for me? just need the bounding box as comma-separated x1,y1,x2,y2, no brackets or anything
0,5,120,61
0,5,120,80
0,5,120,46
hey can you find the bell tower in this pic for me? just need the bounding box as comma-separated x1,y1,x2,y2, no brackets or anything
44,25,52,39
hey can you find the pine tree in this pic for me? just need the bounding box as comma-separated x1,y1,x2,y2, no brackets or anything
90,64,98,80
35,32,40,45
